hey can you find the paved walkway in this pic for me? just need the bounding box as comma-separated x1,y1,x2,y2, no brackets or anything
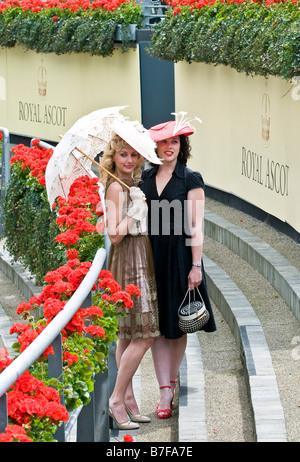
0,197,299,442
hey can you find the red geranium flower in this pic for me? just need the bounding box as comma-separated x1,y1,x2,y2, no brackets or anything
125,284,141,297
111,291,133,309
84,324,105,338
0,425,32,442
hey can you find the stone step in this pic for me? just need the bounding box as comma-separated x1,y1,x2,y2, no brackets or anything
204,210,300,324
177,208,300,442
202,255,287,442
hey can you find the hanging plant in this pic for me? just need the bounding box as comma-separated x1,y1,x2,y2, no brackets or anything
148,0,300,79
0,0,144,56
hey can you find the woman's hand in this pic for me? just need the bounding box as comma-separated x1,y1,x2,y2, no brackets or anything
188,266,202,290
127,187,148,221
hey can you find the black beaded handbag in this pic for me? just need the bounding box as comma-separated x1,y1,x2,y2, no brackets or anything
178,287,210,333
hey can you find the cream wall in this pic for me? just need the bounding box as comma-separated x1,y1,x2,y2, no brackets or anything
175,62,300,234
1,48,300,234
0,46,141,142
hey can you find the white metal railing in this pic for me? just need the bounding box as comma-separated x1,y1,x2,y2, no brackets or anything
0,127,10,193
0,247,108,441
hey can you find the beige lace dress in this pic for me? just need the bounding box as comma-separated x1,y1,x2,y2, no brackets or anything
106,179,160,339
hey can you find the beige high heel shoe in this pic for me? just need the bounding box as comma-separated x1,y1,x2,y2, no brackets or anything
109,408,140,430
125,405,151,423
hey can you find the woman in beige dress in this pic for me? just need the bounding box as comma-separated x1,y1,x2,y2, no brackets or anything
100,119,161,430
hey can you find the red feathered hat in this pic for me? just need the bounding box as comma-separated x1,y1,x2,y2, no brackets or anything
149,112,201,142
149,121,194,142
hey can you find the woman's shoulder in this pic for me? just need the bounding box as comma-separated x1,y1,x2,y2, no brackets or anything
184,166,205,189
105,178,124,195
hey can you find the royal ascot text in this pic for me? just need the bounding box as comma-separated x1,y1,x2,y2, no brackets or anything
19,101,67,126
241,146,289,196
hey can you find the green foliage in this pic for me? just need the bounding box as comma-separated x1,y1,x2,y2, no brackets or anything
4,163,65,285
60,335,100,411
148,1,300,79
0,2,143,56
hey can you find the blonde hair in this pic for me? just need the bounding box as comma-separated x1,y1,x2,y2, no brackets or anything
100,134,145,187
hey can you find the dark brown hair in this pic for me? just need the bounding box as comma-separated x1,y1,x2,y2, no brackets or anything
177,135,192,166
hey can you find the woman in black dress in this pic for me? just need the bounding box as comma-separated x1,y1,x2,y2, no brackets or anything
140,118,216,419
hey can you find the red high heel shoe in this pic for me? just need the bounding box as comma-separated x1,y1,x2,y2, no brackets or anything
170,380,177,406
157,386,173,419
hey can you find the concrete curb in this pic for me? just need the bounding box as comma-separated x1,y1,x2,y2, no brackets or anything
0,242,42,301
0,304,17,356
204,210,300,324
0,242,42,357
179,333,206,442
203,255,288,442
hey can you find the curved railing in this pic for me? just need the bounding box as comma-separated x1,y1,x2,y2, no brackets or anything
0,247,109,442
0,126,10,192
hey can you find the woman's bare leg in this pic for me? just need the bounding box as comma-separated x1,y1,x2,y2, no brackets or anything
115,338,139,414
151,334,187,411
109,337,154,423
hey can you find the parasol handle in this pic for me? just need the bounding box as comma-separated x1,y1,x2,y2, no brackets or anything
58,135,130,191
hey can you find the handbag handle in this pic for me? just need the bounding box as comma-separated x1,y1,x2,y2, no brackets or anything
178,286,204,312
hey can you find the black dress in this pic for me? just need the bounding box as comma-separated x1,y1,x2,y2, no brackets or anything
140,161,216,339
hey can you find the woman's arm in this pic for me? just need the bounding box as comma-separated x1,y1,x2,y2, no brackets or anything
186,187,205,290
105,182,133,246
